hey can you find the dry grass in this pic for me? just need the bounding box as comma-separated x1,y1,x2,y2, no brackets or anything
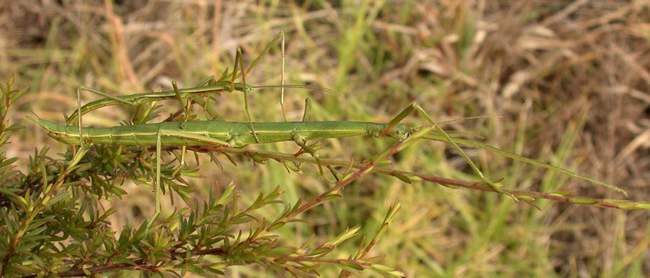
1,0,650,276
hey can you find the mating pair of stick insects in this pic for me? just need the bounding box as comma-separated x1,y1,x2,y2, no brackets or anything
33,31,626,215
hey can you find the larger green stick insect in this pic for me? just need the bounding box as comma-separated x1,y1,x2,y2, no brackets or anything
36,99,627,209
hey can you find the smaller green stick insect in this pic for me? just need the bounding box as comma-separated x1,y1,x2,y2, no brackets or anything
66,32,293,127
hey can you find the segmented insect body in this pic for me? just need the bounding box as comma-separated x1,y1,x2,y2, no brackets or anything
65,82,252,125
37,119,412,148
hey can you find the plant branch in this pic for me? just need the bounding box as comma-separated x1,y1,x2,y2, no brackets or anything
162,146,650,211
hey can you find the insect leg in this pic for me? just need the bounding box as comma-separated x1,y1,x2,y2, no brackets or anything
76,87,83,148
280,32,285,121
239,31,287,121
162,129,232,177
186,75,225,121
293,98,335,182
302,97,311,122
171,81,191,127
154,127,231,214
75,86,137,147
215,67,230,84
170,80,189,176
155,128,162,215
293,134,334,183
77,85,137,107
171,80,194,176
243,32,285,80
160,130,231,146
383,103,517,200
196,75,217,87
237,48,261,143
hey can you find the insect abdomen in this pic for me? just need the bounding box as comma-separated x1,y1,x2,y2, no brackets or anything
43,120,387,147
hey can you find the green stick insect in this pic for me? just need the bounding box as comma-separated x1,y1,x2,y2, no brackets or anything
66,32,292,127
35,103,628,203
33,32,627,216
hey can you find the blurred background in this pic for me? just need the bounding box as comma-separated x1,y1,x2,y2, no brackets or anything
2,0,650,276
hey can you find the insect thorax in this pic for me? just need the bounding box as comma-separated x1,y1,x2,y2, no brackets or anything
367,124,411,140
387,125,412,140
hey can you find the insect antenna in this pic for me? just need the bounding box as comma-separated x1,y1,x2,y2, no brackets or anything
252,84,341,97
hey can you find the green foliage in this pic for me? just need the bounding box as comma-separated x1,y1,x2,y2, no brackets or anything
2,64,650,276
0,76,404,277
